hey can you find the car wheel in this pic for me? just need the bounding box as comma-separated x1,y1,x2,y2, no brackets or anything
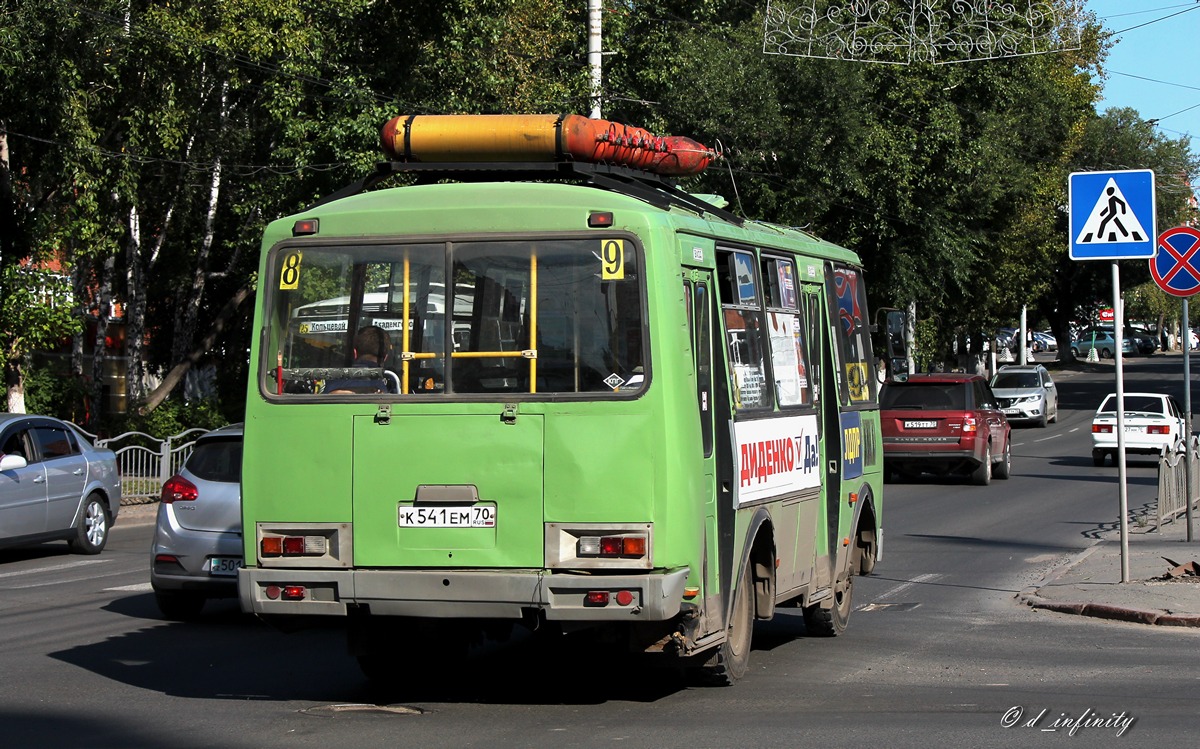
1101,347,1112,359
155,592,207,621
971,444,992,486
67,493,110,555
1092,449,1106,467
1071,346,1079,358
1036,402,1048,428
1051,399,1059,423
994,440,1011,479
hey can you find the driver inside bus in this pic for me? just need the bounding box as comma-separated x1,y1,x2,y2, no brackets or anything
324,325,398,394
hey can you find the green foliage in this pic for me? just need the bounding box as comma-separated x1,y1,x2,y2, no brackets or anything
0,266,81,366
106,396,233,440
20,360,89,421
3,0,1198,397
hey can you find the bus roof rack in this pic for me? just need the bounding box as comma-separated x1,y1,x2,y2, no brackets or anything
307,159,745,227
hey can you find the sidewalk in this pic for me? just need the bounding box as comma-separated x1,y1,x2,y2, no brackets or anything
1020,511,1200,626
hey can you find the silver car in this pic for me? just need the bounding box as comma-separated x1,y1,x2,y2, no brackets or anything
989,365,1059,428
150,424,242,619
0,414,122,554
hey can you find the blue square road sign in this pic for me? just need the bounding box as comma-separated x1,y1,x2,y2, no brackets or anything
1069,170,1157,260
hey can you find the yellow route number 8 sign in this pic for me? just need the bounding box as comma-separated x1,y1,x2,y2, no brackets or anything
279,251,303,290
601,239,624,280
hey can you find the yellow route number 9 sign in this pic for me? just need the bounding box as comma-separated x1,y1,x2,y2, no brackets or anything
846,362,869,402
601,239,624,280
279,250,303,290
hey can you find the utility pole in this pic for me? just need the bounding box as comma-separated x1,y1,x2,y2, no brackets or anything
588,0,603,118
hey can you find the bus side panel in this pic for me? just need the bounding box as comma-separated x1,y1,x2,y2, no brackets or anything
241,411,356,562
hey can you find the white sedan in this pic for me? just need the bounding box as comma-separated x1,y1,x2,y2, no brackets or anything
1091,392,1187,466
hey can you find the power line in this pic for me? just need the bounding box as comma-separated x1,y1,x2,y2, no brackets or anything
1108,3,1200,34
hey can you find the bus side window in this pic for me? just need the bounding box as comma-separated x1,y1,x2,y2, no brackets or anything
716,248,772,412
761,256,811,408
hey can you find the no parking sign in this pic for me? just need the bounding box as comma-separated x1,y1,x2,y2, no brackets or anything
1151,227,1200,297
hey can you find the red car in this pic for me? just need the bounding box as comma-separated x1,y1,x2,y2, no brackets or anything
880,373,1012,485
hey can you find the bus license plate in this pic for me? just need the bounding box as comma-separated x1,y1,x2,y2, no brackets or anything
398,504,497,528
904,420,936,429
209,557,243,577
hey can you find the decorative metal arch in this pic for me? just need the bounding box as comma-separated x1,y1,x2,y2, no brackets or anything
763,1,1084,65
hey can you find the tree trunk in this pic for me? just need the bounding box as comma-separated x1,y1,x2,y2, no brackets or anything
172,84,227,365
0,123,13,268
141,285,252,414
89,255,115,426
124,204,146,404
4,359,24,413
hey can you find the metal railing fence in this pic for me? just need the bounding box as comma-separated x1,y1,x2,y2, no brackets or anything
1156,436,1199,530
74,426,210,505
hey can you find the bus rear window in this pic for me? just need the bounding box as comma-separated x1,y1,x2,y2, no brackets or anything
266,238,645,397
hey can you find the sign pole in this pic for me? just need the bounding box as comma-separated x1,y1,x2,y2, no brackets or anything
1069,169,1156,581
1114,262,1130,582
1186,297,1194,542
1150,226,1200,542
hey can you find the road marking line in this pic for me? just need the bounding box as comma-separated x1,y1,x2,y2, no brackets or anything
4,568,138,590
107,582,153,592
0,559,110,579
874,572,942,602
1034,434,1061,442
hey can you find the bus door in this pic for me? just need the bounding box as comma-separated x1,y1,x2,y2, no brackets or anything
819,262,875,589
683,268,721,633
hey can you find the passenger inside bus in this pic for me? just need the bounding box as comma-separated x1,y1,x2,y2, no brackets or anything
324,325,398,394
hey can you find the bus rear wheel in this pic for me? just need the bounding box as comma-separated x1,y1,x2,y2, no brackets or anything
705,562,754,685
803,575,852,637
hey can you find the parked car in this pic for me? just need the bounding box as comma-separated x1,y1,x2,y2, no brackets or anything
1091,393,1186,467
989,364,1059,427
0,414,121,554
880,374,1012,485
1032,331,1057,352
150,424,243,619
1070,329,1134,359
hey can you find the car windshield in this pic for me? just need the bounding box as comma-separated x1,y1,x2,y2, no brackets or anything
1097,395,1164,416
881,382,967,410
992,372,1039,389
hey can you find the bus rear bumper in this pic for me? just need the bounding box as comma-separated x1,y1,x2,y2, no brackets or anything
239,567,691,621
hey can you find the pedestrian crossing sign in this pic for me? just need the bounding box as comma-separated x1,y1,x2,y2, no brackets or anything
1069,169,1156,260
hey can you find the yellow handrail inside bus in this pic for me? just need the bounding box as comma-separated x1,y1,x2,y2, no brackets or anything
395,252,540,393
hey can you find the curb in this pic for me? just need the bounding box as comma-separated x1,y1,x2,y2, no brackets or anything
1015,540,1200,627
1018,592,1200,627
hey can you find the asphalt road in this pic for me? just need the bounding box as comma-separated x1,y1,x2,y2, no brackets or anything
2,354,1199,748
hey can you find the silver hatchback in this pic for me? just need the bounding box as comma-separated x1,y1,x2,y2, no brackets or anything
150,424,243,619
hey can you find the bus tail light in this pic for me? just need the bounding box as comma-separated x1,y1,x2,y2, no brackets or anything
261,535,328,557
585,591,610,606
579,534,647,558
281,585,307,601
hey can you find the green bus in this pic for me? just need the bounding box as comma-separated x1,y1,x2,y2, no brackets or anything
240,115,885,683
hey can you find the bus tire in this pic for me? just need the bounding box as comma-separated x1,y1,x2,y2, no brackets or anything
804,575,852,637
707,562,754,685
